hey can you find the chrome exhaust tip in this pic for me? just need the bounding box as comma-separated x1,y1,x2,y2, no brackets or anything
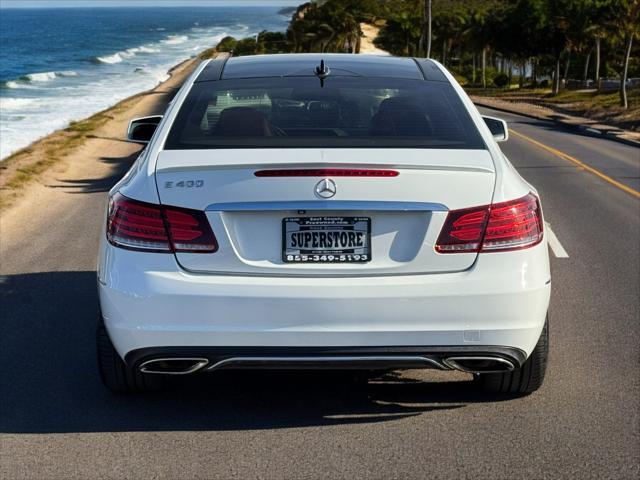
139,357,209,375
443,356,515,374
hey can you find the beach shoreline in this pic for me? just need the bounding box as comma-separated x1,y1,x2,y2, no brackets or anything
0,54,203,211
0,4,292,161
0,14,388,210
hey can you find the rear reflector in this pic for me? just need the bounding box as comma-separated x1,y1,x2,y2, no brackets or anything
254,169,399,177
435,193,543,253
107,193,217,253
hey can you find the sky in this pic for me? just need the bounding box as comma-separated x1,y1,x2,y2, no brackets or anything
0,0,300,8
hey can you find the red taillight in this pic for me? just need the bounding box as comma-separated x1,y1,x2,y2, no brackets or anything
254,169,399,177
107,194,171,252
107,193,217,253
435,193,543,253
481,194,544,251
434,206,489,253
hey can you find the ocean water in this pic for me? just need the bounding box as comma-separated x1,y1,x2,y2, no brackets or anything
0,6,290,159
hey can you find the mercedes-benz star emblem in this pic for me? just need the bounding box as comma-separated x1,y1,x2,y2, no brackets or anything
314,178,337,199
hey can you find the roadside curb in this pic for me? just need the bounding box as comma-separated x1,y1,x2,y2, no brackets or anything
472,100,640,149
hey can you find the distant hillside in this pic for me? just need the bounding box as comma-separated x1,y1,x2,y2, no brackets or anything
278,6,297,16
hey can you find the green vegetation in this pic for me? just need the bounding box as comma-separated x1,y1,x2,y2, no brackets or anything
66,112,111,132
492,73,509,88
0,133,83,210
373,0,639,107
468,86,640,130
215,36,238,53
0,102,122,210
213,0,638,111
208,31,290,57
210,1,382,56
197,47,218,59
287,0,379,53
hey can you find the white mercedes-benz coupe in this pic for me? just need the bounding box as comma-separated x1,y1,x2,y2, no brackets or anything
97,54,550,394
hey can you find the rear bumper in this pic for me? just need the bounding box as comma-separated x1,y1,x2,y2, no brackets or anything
98,240,551,360
126,345,528,373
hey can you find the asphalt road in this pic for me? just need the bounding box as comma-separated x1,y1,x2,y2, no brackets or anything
1,107,639,479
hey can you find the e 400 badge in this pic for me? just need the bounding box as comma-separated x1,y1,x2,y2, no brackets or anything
164,180,204,189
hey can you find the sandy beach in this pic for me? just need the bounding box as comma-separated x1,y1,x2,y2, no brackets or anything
0,24,388,214
0,56,199,211
0,56,201,255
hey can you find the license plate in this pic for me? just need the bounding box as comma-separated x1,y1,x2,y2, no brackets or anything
282,216,371,263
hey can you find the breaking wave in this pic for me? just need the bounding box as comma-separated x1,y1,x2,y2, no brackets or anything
133,46,159,54
94,53,123,64
162,35,188,45
1,9,291,160
2,71,79,88
24,71,57,82
21,70,77,82
1,81,21,89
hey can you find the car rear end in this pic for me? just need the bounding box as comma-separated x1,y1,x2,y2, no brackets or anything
97,54,550,392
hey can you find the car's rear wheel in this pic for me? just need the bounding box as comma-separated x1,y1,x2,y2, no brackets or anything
475,316,548,395
97,315,165,393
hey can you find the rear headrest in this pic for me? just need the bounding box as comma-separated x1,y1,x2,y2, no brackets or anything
377,96,419,113
214,107,273,136
370,97,432,137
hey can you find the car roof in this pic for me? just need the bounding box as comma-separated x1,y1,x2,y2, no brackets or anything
195,53,447,83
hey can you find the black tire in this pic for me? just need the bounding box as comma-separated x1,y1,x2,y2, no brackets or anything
97,315,165,393
476,316,549,395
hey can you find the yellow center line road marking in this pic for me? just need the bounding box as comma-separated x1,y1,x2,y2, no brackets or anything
509,129,640,198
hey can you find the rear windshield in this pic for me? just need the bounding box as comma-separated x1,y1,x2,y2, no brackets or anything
164,77,485,150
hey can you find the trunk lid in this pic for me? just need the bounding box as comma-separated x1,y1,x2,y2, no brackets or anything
155,148,495,276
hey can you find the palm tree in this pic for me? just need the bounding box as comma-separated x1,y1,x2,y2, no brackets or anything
418,0,432,58
584,23,607,89
393,11,420,56
427,0,432,58
316,23,335,52
616,0,640,108
462,9,492,88
433,8,466,68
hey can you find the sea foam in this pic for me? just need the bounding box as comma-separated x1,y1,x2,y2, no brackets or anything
1,81,21,89
24,72,57,82
95,53,124,64
162,35,188,45
125,46,157,56
137,46,159,53
22,71,78,82
1,9,291,160
0,97,38,109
